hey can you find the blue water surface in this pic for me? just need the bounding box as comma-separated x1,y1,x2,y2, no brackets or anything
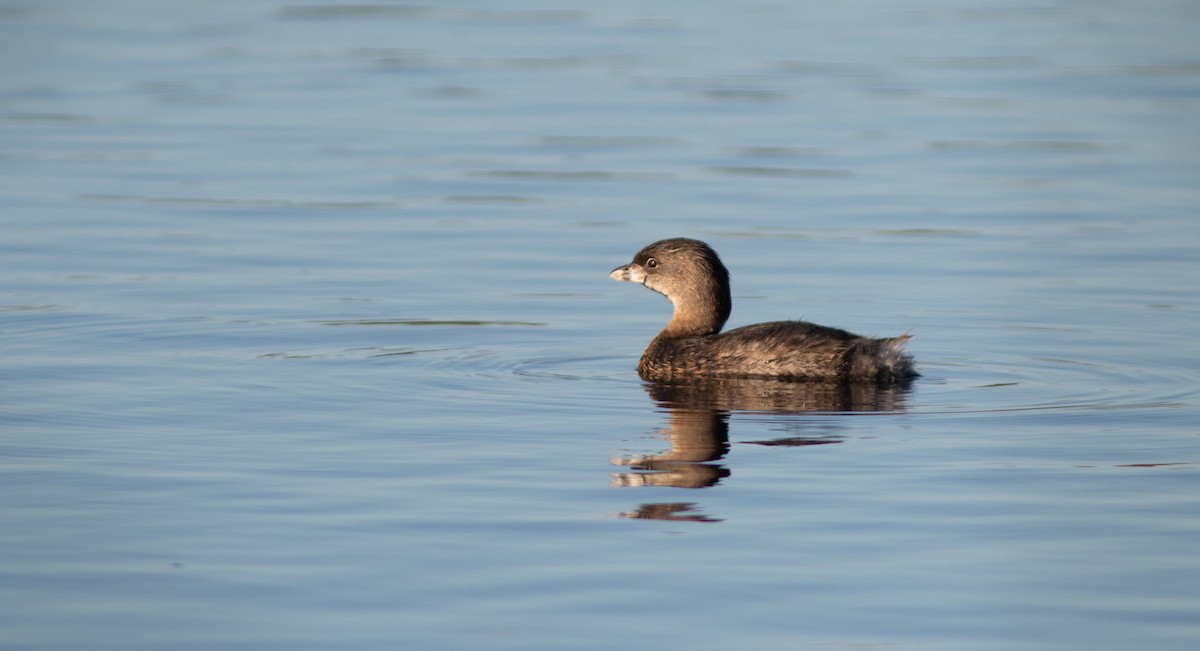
2,1,1199,650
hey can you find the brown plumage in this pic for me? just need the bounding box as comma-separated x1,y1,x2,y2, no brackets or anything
609,238,917,383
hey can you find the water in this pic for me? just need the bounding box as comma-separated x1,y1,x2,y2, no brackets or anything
2,1,1199,649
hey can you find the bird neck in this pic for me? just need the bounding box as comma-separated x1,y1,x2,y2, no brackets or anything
660,298,728,338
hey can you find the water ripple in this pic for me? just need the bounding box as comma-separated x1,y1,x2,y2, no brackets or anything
914,353,1200,417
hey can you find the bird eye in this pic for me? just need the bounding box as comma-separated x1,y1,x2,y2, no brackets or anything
645,258,658,269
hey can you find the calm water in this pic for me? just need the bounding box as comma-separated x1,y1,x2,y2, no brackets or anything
3,1,1199,649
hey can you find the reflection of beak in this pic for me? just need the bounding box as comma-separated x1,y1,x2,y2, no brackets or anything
609,263,646,283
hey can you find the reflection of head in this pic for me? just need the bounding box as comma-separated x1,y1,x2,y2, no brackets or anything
611,405,730,489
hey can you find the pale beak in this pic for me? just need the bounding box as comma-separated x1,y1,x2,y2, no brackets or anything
609,263,647,283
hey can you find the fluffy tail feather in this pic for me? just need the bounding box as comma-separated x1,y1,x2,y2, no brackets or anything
849,334,917,383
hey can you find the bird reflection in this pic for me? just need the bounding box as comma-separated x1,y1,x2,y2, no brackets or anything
612,406,731,489
613,377,912,522
616,502,723,523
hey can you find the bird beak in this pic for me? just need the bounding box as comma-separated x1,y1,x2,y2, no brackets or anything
609,263,646,283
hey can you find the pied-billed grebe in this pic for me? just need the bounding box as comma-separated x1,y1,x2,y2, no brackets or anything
609,237,917,383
